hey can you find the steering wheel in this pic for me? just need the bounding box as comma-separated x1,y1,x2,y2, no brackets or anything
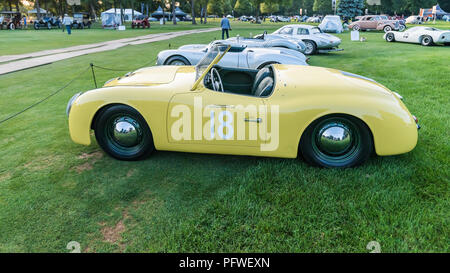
210,68,224,92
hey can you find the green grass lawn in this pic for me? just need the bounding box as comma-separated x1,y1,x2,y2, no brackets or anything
0,21,449,253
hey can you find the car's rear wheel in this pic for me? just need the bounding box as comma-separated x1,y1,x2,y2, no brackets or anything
166,55,191,66
421,35,433,46
303,40,317,55
398,24,406,31
300,115,373,168
34,22,39,30
47,22,51,29
94,105,154,161
9,23,15,30
385,33,395,42
383,25,392,32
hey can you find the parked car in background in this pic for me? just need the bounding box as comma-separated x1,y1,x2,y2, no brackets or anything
230,33,307,53
131,15,150,28
33,16,61,30
384,26,450,46
0,11,22,30
405,15,423,24
318,15,343,33
350,15,406,32
72,12,93,29
306,17,321,23
156,43,308,68
272,24,342,55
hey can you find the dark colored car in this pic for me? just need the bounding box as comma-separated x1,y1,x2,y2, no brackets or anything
72,13,93,29
33,16,61,30
0,11,22,30
131,15,150,29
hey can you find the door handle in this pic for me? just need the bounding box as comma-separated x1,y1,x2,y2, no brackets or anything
244,118,262,123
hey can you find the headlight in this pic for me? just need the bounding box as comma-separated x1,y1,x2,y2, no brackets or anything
66,92,82,117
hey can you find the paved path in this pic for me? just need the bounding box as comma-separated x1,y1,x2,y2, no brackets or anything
0,28,219,75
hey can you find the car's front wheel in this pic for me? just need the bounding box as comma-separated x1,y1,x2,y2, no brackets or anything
300,115,373,168
94,105,154,161
303,40,316,55
421,35,433,46
385,33,395,42
398,24,406,31
383,25,392,32
352,24,360,31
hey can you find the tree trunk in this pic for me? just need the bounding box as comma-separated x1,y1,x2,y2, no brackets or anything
191,0,196,24
131,0,134,21
16,0,20,12
119,0,123,25
172,0,177,24
89,0,96,20
35,0,41,20
200,5,203,24
204,6,207,24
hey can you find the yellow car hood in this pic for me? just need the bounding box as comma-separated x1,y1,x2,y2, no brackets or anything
103,66,181,87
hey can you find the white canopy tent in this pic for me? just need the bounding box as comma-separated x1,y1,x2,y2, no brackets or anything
27,8,49,15
102,8,142,22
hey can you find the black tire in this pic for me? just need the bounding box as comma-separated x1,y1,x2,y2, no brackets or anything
352,24,360,31
9,23,15,30
299,114,373,168
421,35,433,46
257,62,279,70
303,40,317,55
165,55,191,66
398,24,406,31
385,33,395,42
383,25,392,32
34,23,39,30
94,105,154,161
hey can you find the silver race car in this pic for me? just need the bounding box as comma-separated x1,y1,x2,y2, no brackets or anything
156,43,308,69
270,24,342,55
225,33,307,53
384,26,450,46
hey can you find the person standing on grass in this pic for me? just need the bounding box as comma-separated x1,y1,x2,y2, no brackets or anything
62,14,73,35
221,15,231,39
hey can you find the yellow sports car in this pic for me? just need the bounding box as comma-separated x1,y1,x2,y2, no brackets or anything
67,44,419,168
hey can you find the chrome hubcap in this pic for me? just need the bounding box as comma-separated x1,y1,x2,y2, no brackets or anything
305,43,313,54
111,117,141,147
316,122,352,155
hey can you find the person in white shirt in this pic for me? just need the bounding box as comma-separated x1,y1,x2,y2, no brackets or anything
62,14,73,35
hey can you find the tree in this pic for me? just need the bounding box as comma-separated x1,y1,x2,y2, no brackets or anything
313,0,332,14
35,0,41,20
234,0,253,16
337,0,364,19
191,0,197,24
260,2,279,14
172,0,177,24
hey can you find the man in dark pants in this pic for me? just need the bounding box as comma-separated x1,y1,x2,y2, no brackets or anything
221,15,231,39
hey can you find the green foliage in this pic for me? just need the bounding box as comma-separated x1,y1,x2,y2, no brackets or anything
313,0,333,14
337,0,364,19
260,2,279,14
234,0,253,15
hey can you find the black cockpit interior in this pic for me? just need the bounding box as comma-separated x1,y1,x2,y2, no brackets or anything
204,65,275,97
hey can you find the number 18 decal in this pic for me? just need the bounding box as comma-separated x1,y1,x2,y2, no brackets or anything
210,110,234,140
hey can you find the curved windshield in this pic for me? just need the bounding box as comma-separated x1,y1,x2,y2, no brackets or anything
195,44,229,80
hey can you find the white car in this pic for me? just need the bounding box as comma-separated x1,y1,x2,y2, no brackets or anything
271,24,342,55
156,43,308,69
226,33,307,53
384,26,450,46
318,15,343,33
405,15,423,24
